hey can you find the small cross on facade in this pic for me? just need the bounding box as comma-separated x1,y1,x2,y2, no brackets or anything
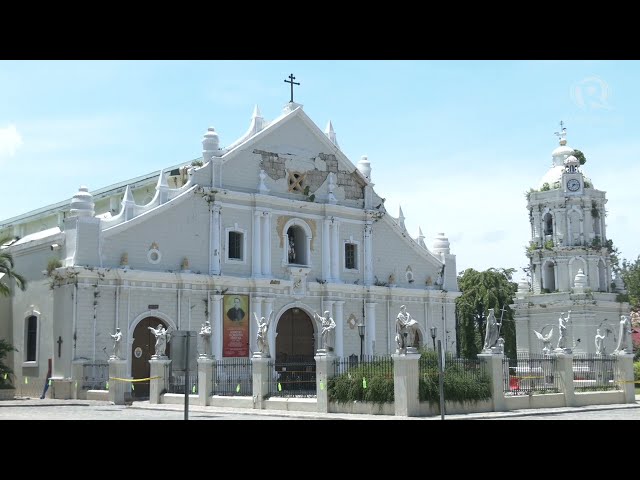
284,73,300,103
57,336,63,358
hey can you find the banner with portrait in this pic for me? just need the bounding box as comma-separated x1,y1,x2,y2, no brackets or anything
223,294,249,357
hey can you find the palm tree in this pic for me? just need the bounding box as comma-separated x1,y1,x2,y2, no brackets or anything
0,234,27,297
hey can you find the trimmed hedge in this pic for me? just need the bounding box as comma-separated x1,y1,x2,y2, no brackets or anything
327,350,492,405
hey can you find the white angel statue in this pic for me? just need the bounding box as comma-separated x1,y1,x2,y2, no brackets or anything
254,311,274,356
533,327,554,354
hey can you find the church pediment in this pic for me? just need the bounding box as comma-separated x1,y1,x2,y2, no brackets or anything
218,107,367,205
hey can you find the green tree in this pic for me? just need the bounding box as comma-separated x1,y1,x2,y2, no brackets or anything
619,255,640,310
455,268,518,359
0,235,27,298
573,149,587,165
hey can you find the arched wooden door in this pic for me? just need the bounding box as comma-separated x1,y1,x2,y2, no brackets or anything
274,308,316,395
275,308,315,361
131,317,170,399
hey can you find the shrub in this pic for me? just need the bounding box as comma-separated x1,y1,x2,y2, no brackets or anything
328,350,492,407
328,359,394,405
0,339,17,389
418,349,491,404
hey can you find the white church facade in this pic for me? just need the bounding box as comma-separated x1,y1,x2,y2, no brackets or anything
512,126,630,355
0,99,460,398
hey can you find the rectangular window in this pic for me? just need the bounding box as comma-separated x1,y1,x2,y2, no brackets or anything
228,231,242,260
345,243,357,270
26,316,37,362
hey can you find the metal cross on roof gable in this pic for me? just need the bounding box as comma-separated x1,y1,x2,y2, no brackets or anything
284,73,300,103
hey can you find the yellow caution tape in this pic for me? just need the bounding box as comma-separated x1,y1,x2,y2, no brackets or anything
109,376,162,383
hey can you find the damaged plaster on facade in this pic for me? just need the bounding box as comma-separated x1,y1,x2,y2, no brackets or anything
255,150,365,200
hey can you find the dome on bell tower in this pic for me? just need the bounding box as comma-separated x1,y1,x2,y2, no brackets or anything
539,123,576,188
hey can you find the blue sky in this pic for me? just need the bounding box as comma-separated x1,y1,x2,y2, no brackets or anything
1,60,638,278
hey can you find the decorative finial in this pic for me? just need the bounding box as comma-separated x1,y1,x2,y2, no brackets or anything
554,121,567,146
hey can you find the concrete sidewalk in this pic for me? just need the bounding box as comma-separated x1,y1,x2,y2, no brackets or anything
2,395,639,420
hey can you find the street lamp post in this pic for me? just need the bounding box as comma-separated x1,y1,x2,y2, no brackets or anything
430,326,437,351
357,323,365,361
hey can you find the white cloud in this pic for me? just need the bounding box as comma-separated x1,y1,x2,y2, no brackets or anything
0,124,23,159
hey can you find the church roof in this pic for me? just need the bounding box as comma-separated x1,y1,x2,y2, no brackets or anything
12,227,61,246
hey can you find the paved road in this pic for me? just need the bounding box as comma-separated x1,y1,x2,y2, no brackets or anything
1,398,639,420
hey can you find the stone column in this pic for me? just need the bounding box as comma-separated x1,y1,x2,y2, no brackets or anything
555,352,576,407
477,353,507,412
330,221,340,282
334,301,345,358
261,211,271,276
365,302,376,355
251,355,272,409
149,357,171,404
392,352,421,417
212,294,223,359
315,352,337,413
72,359,87,400
322,219,331,281
614,353,636,404
364,222,373,285
252,210,262,277
108,358,127,405
197,357,214,406
211,204,221,275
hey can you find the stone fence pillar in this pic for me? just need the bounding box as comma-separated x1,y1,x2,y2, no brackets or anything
392,352,421,417
197,357,214,406
108,358,127,405
555,353,576,407
315,352,337,413
72,359,87,400
614,353,636,404
251,354,272,409
477,353,507,412
149,357,171,404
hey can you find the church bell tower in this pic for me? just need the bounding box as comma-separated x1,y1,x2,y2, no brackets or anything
513,122,629,355
525,123,611,294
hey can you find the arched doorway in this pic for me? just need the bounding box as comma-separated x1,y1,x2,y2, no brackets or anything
276,308,315,361
275,307,316,396
131,317,171,399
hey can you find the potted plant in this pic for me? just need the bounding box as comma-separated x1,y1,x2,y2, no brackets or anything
0,338,17,400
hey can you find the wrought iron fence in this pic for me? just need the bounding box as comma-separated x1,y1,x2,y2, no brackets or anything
269,355,316,398
211,358,252,396
168,370,199,394
573,354,618,391
503,354,560,395
334,354,394,379
420,356,486,380
82,362,109,390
